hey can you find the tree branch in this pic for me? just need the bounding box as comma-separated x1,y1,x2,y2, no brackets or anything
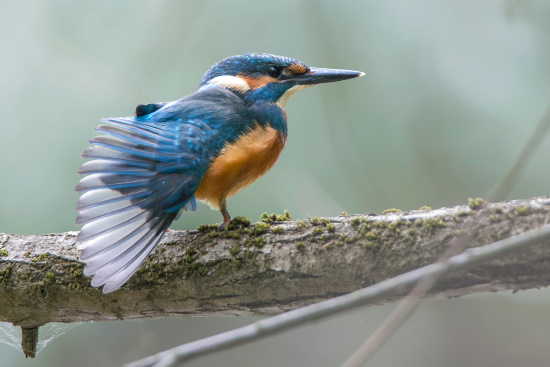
126,221,550,367
1,197,549,330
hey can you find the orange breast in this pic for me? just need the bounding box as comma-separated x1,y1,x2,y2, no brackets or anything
194,125,286,209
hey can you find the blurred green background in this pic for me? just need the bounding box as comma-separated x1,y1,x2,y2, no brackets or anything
1,0,549,366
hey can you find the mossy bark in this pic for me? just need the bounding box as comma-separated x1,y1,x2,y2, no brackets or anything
1,197,549,329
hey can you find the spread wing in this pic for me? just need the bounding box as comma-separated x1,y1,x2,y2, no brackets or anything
75,116,216,293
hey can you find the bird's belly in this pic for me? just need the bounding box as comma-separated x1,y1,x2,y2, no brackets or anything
194,125,285,209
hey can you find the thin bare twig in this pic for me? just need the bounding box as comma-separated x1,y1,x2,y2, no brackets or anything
489,106,550,201
341,223,476,367
340,273,437,367
125,223,550,367
341,106,550,367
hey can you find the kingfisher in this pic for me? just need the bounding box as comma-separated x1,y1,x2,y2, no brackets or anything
75,53,364,293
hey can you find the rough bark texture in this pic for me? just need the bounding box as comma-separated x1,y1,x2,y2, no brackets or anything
1,197,549,330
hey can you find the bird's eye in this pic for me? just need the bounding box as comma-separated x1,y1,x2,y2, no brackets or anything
266,65,282,78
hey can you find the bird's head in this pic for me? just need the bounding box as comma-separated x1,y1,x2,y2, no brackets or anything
199,53,364,107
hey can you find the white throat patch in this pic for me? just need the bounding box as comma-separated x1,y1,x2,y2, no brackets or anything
277,84,312,108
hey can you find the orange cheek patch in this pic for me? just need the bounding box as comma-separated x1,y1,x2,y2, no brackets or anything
238,75,278,89
288,63,308,74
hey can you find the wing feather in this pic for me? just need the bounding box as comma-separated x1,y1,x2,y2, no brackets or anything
76,116,214,293
77,88,253,293
76,187,150,210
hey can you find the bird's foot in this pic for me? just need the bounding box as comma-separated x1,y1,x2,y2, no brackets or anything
218,219,231,230
219,204,231,230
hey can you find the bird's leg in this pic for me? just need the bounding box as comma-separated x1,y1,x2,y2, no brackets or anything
218,201,231,229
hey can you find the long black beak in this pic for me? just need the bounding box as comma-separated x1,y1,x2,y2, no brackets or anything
292,67,364,85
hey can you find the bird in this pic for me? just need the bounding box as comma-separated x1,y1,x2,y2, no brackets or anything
75,53,364,293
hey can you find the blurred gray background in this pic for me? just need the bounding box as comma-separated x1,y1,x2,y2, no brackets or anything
1,0,549,366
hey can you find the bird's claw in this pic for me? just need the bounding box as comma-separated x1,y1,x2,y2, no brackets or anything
218,219,231,230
